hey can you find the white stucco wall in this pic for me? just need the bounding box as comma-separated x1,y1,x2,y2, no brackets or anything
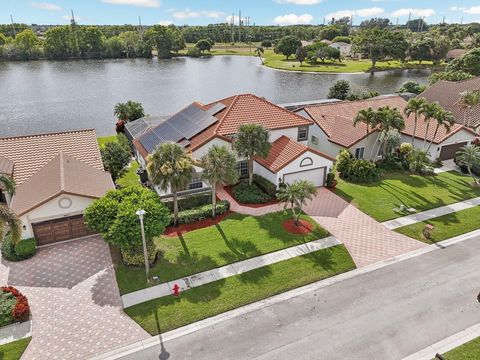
269,127,308,145
191,137,232,160
19,194,95,239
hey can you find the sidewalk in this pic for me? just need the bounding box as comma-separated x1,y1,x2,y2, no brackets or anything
121,236,341,308
382,197,480,230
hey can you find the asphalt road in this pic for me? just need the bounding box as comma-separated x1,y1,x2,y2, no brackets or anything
121,237,480,360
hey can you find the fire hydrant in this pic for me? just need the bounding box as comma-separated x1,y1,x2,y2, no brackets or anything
172,283,180,297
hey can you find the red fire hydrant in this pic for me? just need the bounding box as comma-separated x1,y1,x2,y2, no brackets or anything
172,283,180,297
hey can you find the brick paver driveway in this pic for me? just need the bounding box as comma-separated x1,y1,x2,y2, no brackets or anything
304,188,427,267
0,236,148,360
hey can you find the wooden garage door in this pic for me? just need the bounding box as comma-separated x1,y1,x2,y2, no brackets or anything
439,142,468,160
283,167,327,187
32,215,93,246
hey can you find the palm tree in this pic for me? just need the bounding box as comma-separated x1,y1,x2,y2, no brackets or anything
200,145,239,218
255,47,264,65
456,144,480,185
375,106,405,157
354,107,377,160
404,98,426,145
0,173,16,200
0,174,21,244
147,142,194,226
233,124,270,186
419,101,440,149
277,180,317,225
426,108,454,152
113,100,145,123
458,89,480,128
407,149,430,174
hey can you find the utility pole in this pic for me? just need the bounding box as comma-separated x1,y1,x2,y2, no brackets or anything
238,10,241,43
10,15,17,38
231,14,235,43
407,12,411,27
138,16,144,36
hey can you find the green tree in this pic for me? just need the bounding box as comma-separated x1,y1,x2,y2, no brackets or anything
147,142,194,226
104,36,124,58
426,107,454,152
0,173,16,197
233,124,270,186
398,81,426,95
101,138,132,181
429,70,473,85
404,98,427,145
113,100,145,122
261,40,272,48
0,175,21,245
407,149,430,173
458,89,480,128
354,107,378,160
200,145,239,218
295,46,307,65
254,46,264,65
145,25,174,58
14,29,41,60
77,26,104,58
375,106,405,156
84,186,170,250
170,26,186,53
195,39,213,53
277,180,317,225
327,80,350,100
419,101,440,148
447,48,480,76
359,18,391,29
456,145,480,184
409,37,433,64
44,26,76,59
274,35,302,59
331,36,351,43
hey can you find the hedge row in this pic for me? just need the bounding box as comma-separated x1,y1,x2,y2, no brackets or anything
253,174,277,197
163,193,211,211
1,235,36,262
172,200,230,225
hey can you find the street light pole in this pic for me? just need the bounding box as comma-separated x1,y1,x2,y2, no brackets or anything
136,209,149,281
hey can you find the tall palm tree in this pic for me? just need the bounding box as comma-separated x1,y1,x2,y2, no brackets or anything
255,47,264,65
404,98,426,145
426,108,454,152
0,173,16,200
233,124,270,186
456,144,480,185
0,174,21,244
458,89,480,128
375,106,405,156
419,101,440,149
147,142,194,226
277,180,317,225
354,107,377,160
200,145,239,218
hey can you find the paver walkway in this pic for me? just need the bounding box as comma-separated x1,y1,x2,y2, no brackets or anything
217,186,283,216
121,236,341,308
0,236,149,360
303,188,427,267
383,197,480,230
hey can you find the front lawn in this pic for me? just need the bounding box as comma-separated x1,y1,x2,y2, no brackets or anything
335,171,480,222
116,160,140,188
97,135,117,148
395,206,480,244
0,337,31,360
441,336,480,360
115,211,329,294
125,244,355,334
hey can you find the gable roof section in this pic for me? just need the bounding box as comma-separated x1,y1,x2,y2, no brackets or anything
418,77,480,128
0,129,103,185
11,152,114,216
254,135,334,173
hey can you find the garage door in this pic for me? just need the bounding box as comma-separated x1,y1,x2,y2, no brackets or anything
439,142,468,160
32,215,94,246
283,167,326,187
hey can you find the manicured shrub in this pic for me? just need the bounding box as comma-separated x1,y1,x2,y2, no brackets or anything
174,200,230,225
14,238,36,259
325,169,337,188
0,286,30,326
232,182,271,204
346,159,381,183
164,193,211,211
253,174,277,196
336,149,354,176
120,240,157,267
0,291,16,327
377,154,406,171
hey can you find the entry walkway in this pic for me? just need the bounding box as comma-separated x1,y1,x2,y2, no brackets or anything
121,236,341,308
382,197,480,230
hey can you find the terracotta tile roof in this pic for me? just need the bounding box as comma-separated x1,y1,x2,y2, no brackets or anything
304,95,475,147
0,129,103,185
418,77,480,128
254,135,334,173
0,155,14,176
11,152,114,216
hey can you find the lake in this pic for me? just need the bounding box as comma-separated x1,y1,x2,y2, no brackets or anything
0,56,431,137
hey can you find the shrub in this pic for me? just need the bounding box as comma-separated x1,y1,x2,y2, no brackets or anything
253,174,277,196
120,240,157,267
0,286,30,326
14,238,36,259
346,159,381,183
174,200,230,225
377,154,405,172
0,291,16,327
325,170,337,188
399,142,413,159
187,47,201,57
336,149,354,176
327,80,350,100
164,193,211,211
232,182,271,204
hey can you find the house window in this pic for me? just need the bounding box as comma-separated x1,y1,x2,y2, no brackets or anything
311,135,318,145
236,160,249,178
300,157,313,167
354,147,365,159
298,126,308,141
188,175,203,190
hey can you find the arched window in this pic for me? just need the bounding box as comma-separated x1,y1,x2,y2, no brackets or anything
300,157,313,167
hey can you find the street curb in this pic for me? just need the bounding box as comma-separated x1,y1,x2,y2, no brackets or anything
89,229,480,360
402,322,480,360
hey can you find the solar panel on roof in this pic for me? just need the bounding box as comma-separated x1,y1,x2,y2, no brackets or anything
206,103,226,116
140,130,164,153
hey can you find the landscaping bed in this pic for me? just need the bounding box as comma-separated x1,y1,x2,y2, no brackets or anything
0,337,31,360
395,206,480,244
335,171,480,222
225,184,279,207
0,287,29,328
115,210,329,294
125,244,355,335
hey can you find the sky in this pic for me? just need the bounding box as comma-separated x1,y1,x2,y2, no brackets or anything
2,0,480,26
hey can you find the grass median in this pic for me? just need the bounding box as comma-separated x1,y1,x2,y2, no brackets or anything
125,244,355,334
0,337,31,360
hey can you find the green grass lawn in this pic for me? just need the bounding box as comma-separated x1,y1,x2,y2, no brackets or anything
395,205,480,244
116,160,140,188
0,337,31,360
334,171,480,222
97,135,117,148
441,336,480,360
125,244,355,334
115,211,329,294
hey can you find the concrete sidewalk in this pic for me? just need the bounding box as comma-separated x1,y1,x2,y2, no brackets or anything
382,197,480,230
121,236,341,308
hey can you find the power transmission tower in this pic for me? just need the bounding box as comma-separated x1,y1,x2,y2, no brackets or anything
10,15,17,38
238,10,242,43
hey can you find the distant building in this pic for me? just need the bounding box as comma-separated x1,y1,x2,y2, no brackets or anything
329,42,352,57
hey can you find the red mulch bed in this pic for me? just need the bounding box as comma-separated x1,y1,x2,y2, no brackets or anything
163,211,234,237
224,185,280,208
282,219,313,234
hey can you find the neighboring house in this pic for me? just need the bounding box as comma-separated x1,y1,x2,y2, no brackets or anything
445,49,466,62
299,95,477,161
329,42,352,57
130,94,335,195
418,77,480,130
0,129,114,245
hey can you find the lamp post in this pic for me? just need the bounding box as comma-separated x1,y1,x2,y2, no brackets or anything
136,209,149,281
